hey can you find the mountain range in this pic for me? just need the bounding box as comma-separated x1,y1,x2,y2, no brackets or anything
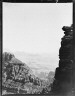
13,51,57,78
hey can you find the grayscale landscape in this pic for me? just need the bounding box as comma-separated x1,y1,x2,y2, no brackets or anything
2,2,72,95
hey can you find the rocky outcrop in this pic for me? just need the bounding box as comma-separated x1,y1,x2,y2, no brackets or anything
2,52,31,82
51,24,73,95
2,52,43,94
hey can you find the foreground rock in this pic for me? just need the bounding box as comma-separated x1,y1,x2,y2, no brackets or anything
51,24,73,95
2,52,44,94
2,52,54,94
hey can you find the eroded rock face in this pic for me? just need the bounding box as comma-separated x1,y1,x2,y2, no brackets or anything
2,52,42,94
2,52,30,84
51,25,73,95
3,52,54,94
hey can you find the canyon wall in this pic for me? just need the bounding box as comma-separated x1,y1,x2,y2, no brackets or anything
51,25,73,95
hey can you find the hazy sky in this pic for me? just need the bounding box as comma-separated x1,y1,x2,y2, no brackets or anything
3,3,72,55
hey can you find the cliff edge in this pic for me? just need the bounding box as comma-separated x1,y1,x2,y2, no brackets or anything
51,24,73,95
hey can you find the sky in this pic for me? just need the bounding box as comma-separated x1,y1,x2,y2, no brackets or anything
3,3,72,55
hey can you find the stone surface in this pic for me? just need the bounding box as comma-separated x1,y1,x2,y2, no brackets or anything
51,24,73,95
2,52,42,94
2,52,52,94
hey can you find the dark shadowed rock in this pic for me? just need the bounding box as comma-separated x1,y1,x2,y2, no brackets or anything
51,24,73,95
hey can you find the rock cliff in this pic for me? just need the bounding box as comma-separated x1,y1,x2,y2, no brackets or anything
51,24,73,95
2,52,43,94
